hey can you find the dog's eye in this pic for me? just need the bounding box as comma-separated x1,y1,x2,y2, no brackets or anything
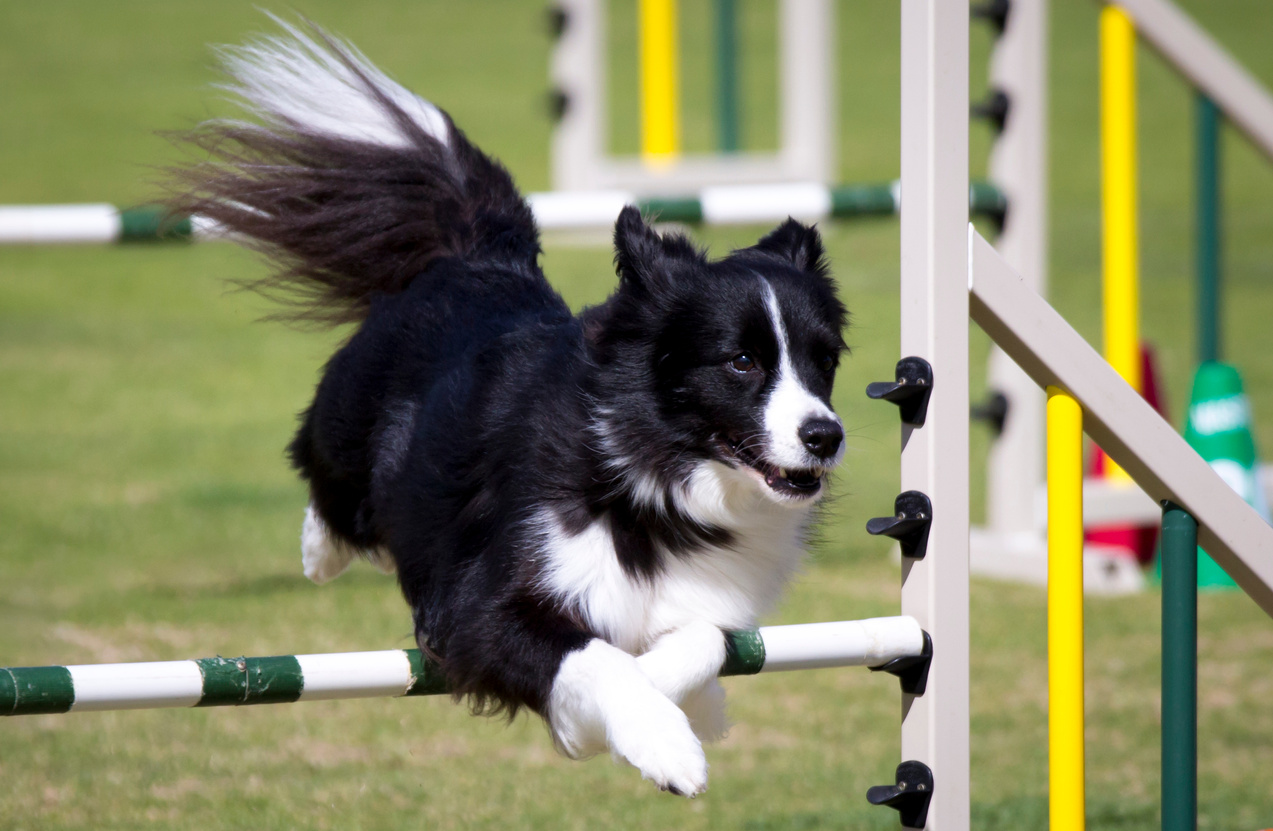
818,354,837,373
730,353,757,373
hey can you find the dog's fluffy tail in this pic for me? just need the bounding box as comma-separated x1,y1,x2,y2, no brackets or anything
169,19,540,324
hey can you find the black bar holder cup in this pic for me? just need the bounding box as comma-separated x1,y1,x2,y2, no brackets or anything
870,631,933,697
866,357,934,427
971,88,1011,133
971,0,1010,32
970,390,1010,435
868,760,935,829
866,491,933,560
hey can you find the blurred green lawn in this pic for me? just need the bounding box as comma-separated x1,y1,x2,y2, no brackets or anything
2,1,1273,829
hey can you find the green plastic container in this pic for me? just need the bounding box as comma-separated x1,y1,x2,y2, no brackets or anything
1176,362,1270,588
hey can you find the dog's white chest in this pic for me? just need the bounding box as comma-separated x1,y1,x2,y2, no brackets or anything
536,506,807,655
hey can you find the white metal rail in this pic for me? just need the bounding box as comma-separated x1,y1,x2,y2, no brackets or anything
970,228,1273,616
1104,0,1273,162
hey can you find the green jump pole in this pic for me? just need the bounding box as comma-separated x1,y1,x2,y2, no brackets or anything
1160,501,1198,831
714,0,740,153
1196,93,1222,365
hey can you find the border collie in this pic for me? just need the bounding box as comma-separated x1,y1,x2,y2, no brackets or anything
172,21,848,797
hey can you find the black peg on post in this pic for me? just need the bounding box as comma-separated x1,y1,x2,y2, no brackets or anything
971,0,1010,33
547,89,570,121
870,631,933,696
866,357,934,427
867,760,935,829
866,491,932,560
970,390,1010,435
547,5,569,37
971,89,1011,133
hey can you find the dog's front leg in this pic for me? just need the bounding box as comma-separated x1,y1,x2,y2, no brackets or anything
549,638,708,797
636,620,726,703
637,621,730,742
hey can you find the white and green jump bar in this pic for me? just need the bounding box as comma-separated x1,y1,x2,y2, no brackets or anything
0,182,1005,244
1,616,930,717
0,204,219,244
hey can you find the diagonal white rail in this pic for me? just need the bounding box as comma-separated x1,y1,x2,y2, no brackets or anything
1102,0,1273,162
969,228,1273,615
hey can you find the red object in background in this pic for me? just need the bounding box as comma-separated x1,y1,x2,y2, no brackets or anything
1085,345,1166,566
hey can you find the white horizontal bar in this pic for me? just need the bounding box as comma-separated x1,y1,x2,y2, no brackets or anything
700,182,832,225
67,660,203,711
969,229,1273,616
756,616,924,672
526,189,634,230
295,650,415,701
568,154,830,198
0,204,120,244
21,618,929,716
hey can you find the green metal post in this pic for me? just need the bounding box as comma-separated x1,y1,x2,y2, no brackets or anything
1196,93,1222,365
714,0,740,153
1160,501,1198,831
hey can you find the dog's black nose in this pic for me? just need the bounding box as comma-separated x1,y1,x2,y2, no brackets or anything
798,418,843,459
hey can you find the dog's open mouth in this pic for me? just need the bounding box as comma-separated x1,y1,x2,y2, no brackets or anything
718,434,824,498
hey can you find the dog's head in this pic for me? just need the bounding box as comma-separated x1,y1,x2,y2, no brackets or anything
589,206,848,510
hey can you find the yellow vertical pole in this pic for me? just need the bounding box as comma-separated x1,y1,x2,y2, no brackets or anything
1100,6,1140,481
1048,386,1086,831
639,0,680,165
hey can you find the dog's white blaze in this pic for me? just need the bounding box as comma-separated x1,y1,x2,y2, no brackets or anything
760,284,841,470
222,19,449,150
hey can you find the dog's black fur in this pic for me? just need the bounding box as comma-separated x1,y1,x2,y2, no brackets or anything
170,23,847,737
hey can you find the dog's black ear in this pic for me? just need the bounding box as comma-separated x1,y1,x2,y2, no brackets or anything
613,205,701,291
613,205,661,287
755,218,829,276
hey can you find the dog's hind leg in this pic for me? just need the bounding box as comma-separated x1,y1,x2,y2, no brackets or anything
301,503,355,584
549,639,709,797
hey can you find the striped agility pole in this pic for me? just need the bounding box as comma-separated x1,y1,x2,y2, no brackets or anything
1,616,925,717
528,181,1004,229
0,182,1007,244
0,204,216,244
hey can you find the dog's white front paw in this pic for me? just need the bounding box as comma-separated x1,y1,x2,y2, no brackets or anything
549,639,709,796
637,620,727,705
607,692,708,797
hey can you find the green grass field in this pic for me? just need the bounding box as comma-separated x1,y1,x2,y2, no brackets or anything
3,1,1273,828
